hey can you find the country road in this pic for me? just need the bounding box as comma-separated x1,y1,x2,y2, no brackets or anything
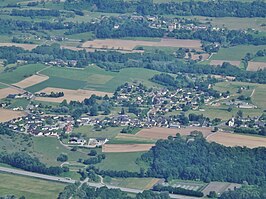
0,166,200,199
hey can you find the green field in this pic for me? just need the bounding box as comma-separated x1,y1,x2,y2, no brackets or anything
97,152,145,172
0,172,65,199
73,126,123,139
211,45,266,61
0,64,46,84
26,64,160,92
32,137,90,166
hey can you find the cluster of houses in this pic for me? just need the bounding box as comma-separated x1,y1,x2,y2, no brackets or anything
226,116,265,129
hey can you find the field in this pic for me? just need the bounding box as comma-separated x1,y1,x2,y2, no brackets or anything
102,144,155,153
210,60,241,67
210,45,266,61
13,74,49,88
105,177,160,190
82,38,202,51
0,43,37,50
27,65,160,93
207,132,266,148
247,61,266,71
202,182,241,196
0,64,46,84
73,126,123,139
0,87,23,99
0,108,26,122
97,152,145,172
0,172,65,199
135,127,213,140
35,87,112,103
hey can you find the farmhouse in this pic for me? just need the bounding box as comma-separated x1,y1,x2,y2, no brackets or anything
87,138,109,148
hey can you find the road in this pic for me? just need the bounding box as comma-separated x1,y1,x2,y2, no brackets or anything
0,166,200,199
0,166,76,184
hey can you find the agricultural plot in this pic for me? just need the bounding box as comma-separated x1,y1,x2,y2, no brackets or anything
102,144,155,153
13,74,49,88
210,60,241,67
0,108,26,122
35,87,112,103
247,61,266,71
0,42,37,50
82,38,202,51
135,127,213,140
0,173,65,199
28,65,160,93
211,45,266,61
207,132,266,148
0,87,23,99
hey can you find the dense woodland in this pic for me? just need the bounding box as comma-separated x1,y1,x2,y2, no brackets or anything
140,134,266,185
58,184,170,199
64,0,266,17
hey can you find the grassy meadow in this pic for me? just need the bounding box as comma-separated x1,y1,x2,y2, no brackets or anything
0,172,65,199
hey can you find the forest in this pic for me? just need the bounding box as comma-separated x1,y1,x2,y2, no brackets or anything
64,0,266,17
140,133,266,185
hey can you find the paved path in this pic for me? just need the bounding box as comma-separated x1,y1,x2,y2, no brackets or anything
0,166,76,184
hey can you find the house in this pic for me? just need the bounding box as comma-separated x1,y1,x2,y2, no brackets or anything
227,117,235,127
87,138,109,148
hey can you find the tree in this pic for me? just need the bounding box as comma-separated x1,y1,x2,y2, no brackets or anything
57,154,68,162
89,150,97,156
90,105,98,116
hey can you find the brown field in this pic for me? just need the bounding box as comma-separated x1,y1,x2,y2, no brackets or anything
82,38,202,51
207,132,266,148
210,60,241,67
0,108,26,122
247,61,266,71
185,53,210,60
0,43,37,50
13,74,49,88
135,127,213,140
144,178,161,190
102,144,155,153
35,87,112,103
0,87,23,99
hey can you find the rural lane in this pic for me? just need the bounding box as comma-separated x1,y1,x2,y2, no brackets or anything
0,166,200,199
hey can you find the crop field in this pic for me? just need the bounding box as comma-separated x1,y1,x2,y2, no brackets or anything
135,127,213,140
35,87,112,103
0,108,26,122
0,64,47,84
0,42,37,50
0,172,65,199
13,74,49,88
106,177,160,190
0,87,23,99
97,152,145,172
26,65,160,93
211,45,266,61
247,61,266,71
102,144,155,153
207,132,266,148
82,38,202,51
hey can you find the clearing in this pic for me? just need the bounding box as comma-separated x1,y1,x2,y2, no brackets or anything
102,144,155,153
0,42,37,50
207,132,266,148
0,172,65,199
82,38,202,51
0,108,26,122
0,87,23,99
210,60,241,67
35,87,112,103
202,182,241,196
135,127,213,140
13,74,49,88
247,61,266,71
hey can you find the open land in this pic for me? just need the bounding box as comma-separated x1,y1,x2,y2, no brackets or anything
13,74,49,88
35,87,112,103
0,108,26,122
0,172,66,199
202,182,241,196
247,61,266,71
207,132,266,148
0,87,23,99
82,38,202,51
0,43,37,50
102,144,155,153
135,127,213,140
